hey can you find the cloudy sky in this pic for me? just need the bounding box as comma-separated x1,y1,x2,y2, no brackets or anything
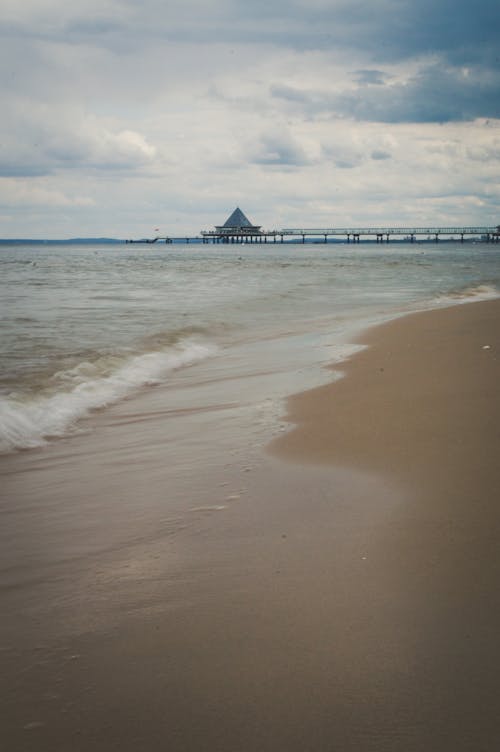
1,0,499,237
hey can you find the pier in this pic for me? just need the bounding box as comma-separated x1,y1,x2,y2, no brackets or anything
125,236,173,244
202,224,500,244
128,210,500,245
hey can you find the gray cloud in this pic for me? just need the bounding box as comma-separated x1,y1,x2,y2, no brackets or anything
389,0,500,66
271,62,500,123
340,64,500,123
251,131,314,167
371,150,392,160
4,1,497,64
354,70,390,86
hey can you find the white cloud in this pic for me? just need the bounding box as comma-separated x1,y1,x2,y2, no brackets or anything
0,178,94,208
0,98,157,176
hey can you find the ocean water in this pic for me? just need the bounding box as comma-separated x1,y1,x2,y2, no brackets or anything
1,241,499,453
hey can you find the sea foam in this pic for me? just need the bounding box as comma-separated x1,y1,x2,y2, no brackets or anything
432,283,499,307
0,339,216,453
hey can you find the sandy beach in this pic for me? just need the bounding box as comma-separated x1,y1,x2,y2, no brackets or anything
1,298,499,751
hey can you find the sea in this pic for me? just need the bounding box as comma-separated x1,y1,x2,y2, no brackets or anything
1,240,499,455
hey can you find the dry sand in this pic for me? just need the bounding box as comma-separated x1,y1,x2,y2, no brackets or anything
1,299,499,751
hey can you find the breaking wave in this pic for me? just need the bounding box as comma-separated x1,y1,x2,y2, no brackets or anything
0,338,216,453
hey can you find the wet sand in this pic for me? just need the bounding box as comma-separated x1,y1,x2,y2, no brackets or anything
1,299,500,751
271,297,500,749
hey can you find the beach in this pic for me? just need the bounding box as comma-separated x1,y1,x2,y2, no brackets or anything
1,296,499,751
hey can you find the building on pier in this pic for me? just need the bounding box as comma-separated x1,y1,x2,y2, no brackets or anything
201,208,267,243
216,208,261,236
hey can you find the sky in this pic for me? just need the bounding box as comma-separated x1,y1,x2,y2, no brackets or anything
1,0,499,238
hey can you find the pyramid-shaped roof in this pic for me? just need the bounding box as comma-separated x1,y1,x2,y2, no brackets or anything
222,207,255,228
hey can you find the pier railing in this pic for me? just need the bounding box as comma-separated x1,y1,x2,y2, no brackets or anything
280,226,497,236
275,226,499,243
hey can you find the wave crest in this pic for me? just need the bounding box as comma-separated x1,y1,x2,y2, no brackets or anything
0,338,216,453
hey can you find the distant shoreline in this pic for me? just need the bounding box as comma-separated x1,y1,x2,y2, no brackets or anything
0,238,123,245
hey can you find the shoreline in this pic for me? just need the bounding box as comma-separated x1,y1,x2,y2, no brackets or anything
1,298,499,750
271,297,500,482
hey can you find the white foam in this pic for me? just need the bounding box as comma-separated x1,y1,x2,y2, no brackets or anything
0,339,216,453
431,284,499,308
